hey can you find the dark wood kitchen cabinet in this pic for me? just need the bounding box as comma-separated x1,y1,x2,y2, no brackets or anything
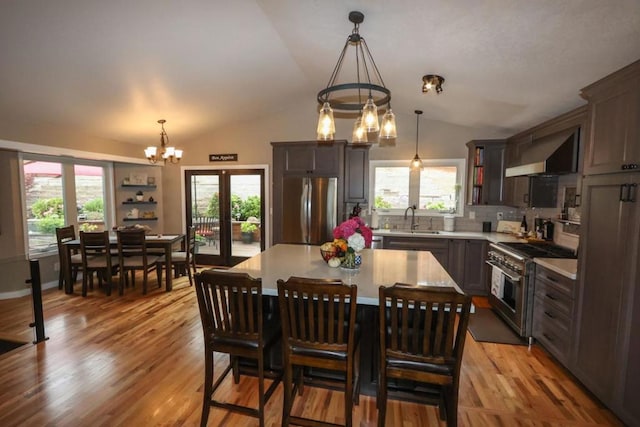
448,239,488,295
533,264,576,367
344,143,370,203
572,172,640,426
581,60,640,175
382,236,449,269
272,140,346,176
466,140,505,205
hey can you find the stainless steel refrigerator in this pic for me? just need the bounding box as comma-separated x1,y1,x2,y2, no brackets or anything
281,176,337,245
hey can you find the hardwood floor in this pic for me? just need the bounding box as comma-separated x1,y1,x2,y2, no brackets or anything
0,274,622,426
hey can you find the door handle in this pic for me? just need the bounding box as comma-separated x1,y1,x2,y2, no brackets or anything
629,183,637,202
620,184,629,202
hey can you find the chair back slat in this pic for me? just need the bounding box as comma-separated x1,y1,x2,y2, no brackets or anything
80,231,110,257
380,284,471,365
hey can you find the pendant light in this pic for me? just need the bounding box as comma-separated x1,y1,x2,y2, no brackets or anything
411,110,423,169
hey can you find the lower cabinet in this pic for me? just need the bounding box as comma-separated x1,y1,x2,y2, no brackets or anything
532,264,576,367
381,236,488,295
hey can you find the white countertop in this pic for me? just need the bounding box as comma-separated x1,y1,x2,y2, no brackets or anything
534,258,578,280
373,229,527,244
229,244,462,305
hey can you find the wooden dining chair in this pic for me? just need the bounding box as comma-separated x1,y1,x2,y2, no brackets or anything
56,225,81,291
194,270,281,427
277,276,360,427
156,226,197,286
377,284,472,427
116,229,160,295
79,231,119,297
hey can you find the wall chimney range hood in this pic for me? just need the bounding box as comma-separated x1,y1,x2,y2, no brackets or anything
505,128,580,177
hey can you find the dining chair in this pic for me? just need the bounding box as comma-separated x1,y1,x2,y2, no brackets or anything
194,270,282,427
116,229,160,295
377,284,472,427
156,226,197,286
56,225,81,291
277,276,360,427
79,231,119,297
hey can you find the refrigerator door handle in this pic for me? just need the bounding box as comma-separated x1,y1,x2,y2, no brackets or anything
300,178,310,244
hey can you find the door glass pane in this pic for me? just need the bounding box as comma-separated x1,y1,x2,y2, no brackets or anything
23,160,65,255
75,165,106,232
374,167,410,209
230,174,261,258
191,174,220,255
419,166,458,212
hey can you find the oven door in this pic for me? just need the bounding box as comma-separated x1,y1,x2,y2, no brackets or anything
486,261,526,336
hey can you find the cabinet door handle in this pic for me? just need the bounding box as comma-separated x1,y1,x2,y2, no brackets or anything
620,184,629,202
629,183,637,202
542,332,554,342
544,311,555,319
545,293,557,301
546,275,558,283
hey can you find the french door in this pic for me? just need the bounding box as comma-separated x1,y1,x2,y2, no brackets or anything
185,168,265,267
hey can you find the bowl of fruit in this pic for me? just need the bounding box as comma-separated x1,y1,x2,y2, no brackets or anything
320,242,338,263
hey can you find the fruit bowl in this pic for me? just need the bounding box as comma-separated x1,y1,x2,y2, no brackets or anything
320,249,337,263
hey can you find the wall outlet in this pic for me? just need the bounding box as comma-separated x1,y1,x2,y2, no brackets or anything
469,211,475,220
497,212,504,221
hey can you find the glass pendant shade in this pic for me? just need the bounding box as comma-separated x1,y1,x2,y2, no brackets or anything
379,108,397,139
361,97,379,132
352,117,368,143
317,102,335,141
144,146,157,159
411,154,423,169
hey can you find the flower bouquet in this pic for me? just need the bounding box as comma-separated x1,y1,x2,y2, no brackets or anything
322,217,372,268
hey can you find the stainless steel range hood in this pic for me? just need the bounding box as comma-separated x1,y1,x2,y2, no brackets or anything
505,128,580,177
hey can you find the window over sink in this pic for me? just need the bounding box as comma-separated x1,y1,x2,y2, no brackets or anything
370,159,465,216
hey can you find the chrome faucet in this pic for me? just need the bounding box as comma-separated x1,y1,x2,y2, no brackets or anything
404,205,417,230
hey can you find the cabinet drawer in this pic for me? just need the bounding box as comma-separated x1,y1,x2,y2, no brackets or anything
535,265,576,299
535,279,573,318
533,295,572,364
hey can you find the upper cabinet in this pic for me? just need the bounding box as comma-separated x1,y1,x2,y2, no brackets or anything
272,140,346,177
581,60,640,175
466,139,505,205
344,144,370,203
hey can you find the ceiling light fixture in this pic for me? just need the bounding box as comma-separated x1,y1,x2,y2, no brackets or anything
144,119,182,164
411,110,423,169
317,11,397,144
422,74,445,94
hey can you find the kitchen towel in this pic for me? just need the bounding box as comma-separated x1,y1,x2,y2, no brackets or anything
490,267,504,298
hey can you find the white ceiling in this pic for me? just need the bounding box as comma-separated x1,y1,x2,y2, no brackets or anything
1,0,639,145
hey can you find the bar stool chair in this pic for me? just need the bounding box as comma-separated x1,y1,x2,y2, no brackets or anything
79,231,119,297
277,276,360,427
377,284,472,427
194,270,282,427
56,225,81,291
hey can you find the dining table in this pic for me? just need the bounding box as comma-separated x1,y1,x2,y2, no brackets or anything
62,233,185,294
225,243,466,396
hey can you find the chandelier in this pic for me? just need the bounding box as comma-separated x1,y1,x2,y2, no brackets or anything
144,119,182,164
317,11,397,144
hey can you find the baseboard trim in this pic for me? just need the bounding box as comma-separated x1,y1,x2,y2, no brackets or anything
0,280,58,300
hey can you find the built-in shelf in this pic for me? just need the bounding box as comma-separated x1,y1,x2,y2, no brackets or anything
123,217,157,221
121,184,157,189
122,201,157,205
555,219,581,226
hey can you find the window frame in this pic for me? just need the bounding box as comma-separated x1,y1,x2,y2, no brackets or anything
19,153,116,258
369,158,466,217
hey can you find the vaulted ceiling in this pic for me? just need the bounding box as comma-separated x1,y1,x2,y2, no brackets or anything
1,0,639,146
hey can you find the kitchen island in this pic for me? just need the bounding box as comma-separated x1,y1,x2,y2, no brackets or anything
229,243,463,305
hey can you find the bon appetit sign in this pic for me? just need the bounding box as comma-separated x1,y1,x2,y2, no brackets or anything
209,153,238,162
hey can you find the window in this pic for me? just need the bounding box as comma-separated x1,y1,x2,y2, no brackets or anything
21,155,114,257
370,159,465,216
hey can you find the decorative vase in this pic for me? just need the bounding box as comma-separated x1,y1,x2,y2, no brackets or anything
341,251,362,269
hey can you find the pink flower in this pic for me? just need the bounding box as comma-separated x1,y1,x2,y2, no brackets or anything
332,218,372,248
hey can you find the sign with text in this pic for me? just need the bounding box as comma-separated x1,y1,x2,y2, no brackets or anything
209,153,238,162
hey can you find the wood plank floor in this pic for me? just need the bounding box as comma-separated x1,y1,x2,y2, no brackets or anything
0,273,623,427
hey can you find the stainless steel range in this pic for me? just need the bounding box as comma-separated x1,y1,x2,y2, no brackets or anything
486,242,576,341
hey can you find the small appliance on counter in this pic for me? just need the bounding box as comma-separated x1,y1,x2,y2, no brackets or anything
443,214,455,232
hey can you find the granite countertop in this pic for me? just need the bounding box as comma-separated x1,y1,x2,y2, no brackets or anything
534,258,578,280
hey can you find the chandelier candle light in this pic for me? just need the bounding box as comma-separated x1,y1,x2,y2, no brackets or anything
144,119,183,164
316,11,397,144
